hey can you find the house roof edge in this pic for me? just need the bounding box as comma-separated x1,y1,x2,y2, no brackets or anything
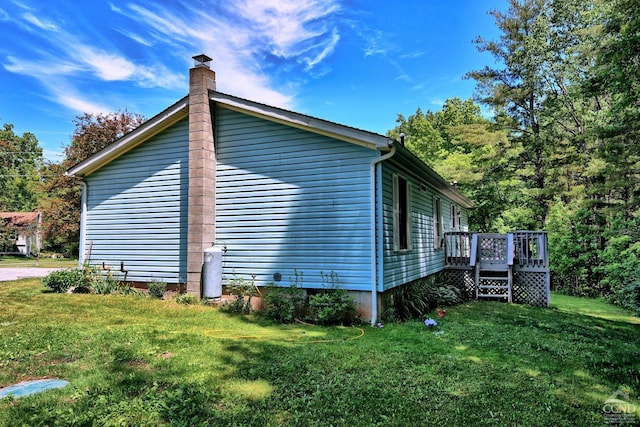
392,143,475,209
66,97,189,177
212,92,393,150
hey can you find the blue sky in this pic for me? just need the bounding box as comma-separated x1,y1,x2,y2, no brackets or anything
0,0,507,161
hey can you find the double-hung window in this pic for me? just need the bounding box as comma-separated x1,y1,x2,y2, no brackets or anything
393,174,412,251
450,204,460,229
433,196,443,249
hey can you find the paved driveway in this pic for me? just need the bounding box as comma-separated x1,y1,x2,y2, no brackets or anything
0,268,61,281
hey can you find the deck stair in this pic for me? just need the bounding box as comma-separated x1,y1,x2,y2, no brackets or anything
471,233,513,302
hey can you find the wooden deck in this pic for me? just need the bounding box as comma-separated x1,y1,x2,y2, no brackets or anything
444,231,550,307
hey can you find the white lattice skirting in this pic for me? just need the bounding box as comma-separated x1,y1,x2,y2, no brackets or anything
513,271,549,307
445,269,549,307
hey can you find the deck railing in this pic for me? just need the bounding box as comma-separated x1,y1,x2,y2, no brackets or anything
444,231,548,269
513,231,548,269
444,231,472,267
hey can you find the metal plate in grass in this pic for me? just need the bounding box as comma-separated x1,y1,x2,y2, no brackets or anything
0,379,69,399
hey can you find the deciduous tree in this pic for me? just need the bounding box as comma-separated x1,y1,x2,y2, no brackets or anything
0,123,42,211
64,110,145,167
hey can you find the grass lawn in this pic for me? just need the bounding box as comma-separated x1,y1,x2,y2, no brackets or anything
0,255,78,269
0,280,638,426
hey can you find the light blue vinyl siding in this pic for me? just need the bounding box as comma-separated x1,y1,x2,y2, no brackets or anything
380,162,468,291
84,118,189,284
215,107,376,291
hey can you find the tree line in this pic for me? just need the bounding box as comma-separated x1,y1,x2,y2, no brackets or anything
388,0,639,311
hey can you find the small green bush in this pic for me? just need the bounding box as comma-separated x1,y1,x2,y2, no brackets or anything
92,275,119,295
262,282,306,323
148,279,167,299
175,292,198,305
308,289,355,325
81,264,128,295
262,270,306,323
117,283,144,297
42,268,85,293
221,274,257,314
307,271,356,325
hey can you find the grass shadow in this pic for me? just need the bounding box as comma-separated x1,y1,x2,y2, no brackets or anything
1,281,638,426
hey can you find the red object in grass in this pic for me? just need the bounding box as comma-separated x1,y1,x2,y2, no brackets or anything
438,309,447,318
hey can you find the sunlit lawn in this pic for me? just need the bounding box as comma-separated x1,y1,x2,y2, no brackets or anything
0,279,638,426
0,255,78,269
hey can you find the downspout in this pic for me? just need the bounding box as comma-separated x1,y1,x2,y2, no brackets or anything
370,143,397,325
78,180,88,267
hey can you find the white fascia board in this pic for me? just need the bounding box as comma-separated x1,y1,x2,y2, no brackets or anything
212,92,394,150
67,98,189,177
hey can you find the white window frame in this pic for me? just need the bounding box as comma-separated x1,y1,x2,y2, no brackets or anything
450,204,460,229
393,174,412,252
433,195,443,249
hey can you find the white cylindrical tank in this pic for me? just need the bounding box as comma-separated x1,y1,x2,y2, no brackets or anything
202,246,223,299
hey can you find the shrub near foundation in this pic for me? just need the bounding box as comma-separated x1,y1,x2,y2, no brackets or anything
175,292,198,305
385,273,464,321
307,271,356,325
42,268,85,293
221,274,257,314
147,279,167,299
262,282,305,323
308,289,355,325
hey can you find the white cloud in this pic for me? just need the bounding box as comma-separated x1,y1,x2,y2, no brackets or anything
117,29,154,47
390,59,411,83
3,55,81,76
56,92,110,115
429,98,445,108
361,29,387,57
11,0,34,12
232,0,340,58
136,64,186,89
400,51,426,60
108,2,122,14
303,27,340,71
127,4,200,41
200,46,293,108
122,0,342,72
0,8,9,21
73,46,137,81
21,13,58,31
2,55,110,114
111,0,342,105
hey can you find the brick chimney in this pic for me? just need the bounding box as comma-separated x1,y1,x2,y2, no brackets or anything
186,54,216,295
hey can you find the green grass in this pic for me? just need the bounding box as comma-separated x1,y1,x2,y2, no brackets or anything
0,281,638,426
0,255,78,268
